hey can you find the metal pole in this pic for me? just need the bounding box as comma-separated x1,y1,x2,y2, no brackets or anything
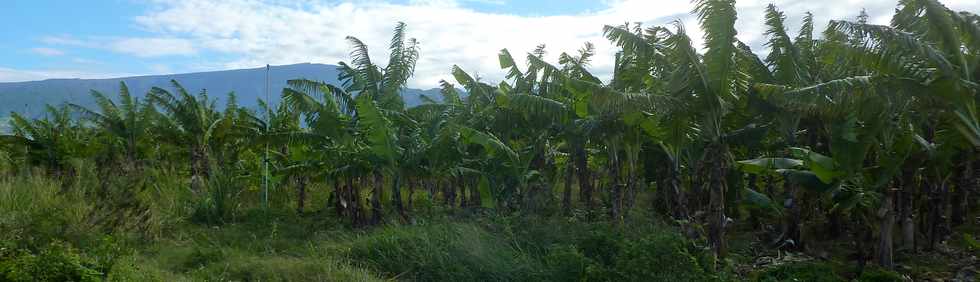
263,64,270,210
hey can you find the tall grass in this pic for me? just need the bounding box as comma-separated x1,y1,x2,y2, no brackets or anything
0,164,720,281
0,171,96,248
347,222,541,281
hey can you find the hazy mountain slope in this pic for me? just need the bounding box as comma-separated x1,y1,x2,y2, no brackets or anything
0,63,442,119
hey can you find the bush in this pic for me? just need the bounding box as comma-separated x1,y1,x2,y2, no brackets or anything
219,256,381,282
0,241,102,282
752,262,844,282
0,174,96,248
347,222,538,281
610,232,713,281
106,254,185,282
541,244,591,280
856,267,904,282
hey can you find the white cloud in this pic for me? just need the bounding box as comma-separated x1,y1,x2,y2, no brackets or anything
109,37,197,57
408,0,460,7
40,35,196,58
30,47,65,57
122,0,980,88
40,35,93,47
0,67,135,83
71,58,102,65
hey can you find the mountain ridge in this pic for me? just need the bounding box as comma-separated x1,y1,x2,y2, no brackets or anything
0,63,442,119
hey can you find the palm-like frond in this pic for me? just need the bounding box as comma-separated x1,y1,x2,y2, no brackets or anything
453,124,518,163
287,79,354,115
665,22,709,97
498,49,525,81
354,94,401,164
764,4,810,85
756,76,882,118
603,24,659,57
502,94,569,124
383,22,420,101
827,20,954,78
695,0,738,100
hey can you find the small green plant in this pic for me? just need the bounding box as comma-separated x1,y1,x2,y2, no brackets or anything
541,244,590,280
751,262,844,282
856,267,905,282
347,222,538,281
0,241,102,282
610,232,713,281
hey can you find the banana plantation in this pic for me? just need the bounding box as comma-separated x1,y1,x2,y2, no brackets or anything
1,0,979,280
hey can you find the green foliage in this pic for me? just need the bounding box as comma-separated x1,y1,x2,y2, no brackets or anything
751,262,844,282
347,222,537,281
962,233,980,254
855,267,905,282
0,241,102,282
2,1,979,280
541,244,590,280
609,232,713,281
0,173,96,250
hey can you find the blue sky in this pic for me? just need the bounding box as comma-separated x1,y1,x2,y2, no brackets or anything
3,0,978,87
1,0,611,83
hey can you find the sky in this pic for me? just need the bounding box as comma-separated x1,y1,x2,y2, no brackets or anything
2,0,979,88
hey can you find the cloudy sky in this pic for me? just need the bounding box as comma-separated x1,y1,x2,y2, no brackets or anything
3,0,978,88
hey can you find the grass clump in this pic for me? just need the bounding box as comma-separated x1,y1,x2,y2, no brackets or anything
347,222,537,281
751,262,844,282
609,232,713,281
0,241,102,282
855,267,905,282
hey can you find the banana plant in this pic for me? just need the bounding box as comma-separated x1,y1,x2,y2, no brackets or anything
147,80,227,193
68,82,155,172
1,105,89,184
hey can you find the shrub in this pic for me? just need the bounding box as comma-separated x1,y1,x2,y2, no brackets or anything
182,246,226,270
0,241,102,282
752,262,844,282
610,232,713,281
541,244,591,280
220,256,381,282
347,222,538,281
856,267,904,282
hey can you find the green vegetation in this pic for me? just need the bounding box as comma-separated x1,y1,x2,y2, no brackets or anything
2,0,979,280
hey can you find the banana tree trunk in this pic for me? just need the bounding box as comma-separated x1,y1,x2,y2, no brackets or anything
610,162,623,222
691,162,705,212
781,182,802,250
925,177,942,251
392,173,407,221
296,176,308,214
941,175,952,240
370,172,384,225
951,160,972,227
899,169,915,251
407,177,416,211
563,163,573,216
573,142,593,214
443,178,455,207
348,177,363,227
971,159,980,213
877,187,896,269
470,177,481,208
332,178,344,218
423,178,432,203
727,172,742,220
190,144,210,194
623,166,638,219
458,175,468,208
669,163,689,220
706,143,729,260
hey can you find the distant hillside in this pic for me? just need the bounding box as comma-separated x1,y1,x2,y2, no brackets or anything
0,63,442,119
